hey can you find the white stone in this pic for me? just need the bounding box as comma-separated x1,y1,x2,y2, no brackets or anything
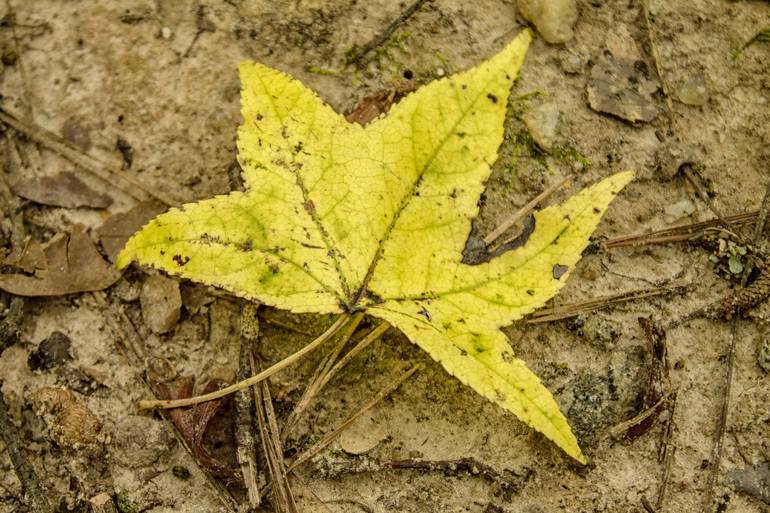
663,199,696,224
518,0,579,44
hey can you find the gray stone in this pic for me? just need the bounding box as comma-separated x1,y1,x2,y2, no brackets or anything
523,102,560,151
140,274,181,334
678,73,709,106
518,0,578,44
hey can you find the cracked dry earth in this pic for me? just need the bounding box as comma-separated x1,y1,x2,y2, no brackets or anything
1,1,769,513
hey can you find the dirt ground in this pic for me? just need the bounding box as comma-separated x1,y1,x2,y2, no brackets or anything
1,1,769,512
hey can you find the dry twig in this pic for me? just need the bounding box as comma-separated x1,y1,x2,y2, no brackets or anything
235,303,262,507
485,177,570,247
345,0,431,65
526,285,687,324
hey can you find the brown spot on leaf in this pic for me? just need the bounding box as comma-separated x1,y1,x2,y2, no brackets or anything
304,200,316,214
173,254,190,267
501,351,513,363
487,93,498,103
494,389,506,402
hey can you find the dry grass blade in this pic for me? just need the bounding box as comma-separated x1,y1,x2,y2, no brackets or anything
600,211,759,250
288,364,420,472
252,351,298,513
741,182,770,286
281,312,365,442
526,286,687,324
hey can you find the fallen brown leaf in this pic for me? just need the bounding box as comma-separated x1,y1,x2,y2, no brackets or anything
0,227,122,296
154,374,239,481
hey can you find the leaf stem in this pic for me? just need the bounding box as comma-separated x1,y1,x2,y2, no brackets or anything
137,312,352,410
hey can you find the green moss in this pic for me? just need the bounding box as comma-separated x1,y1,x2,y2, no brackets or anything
115,491,139,513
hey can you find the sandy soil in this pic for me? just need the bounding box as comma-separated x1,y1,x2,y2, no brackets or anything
1,1,769,512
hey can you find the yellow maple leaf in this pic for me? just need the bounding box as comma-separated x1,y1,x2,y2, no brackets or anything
117,30,633,463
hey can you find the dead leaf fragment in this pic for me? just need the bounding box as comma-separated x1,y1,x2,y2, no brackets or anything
97,201,167,262
586,25,660,123
345,79,416,126
153,374,238,480
11,171,112,208
0,228,122,296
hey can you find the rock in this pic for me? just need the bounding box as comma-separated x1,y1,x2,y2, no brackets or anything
560,52,583,74
586,25,660,123
678,73,709,106
523,102,560,151
663,199,696,224
518,0,578,44
338,410,387,455
28,331,73,371
725,462,770,505
140,274,182,334
758,335,770,373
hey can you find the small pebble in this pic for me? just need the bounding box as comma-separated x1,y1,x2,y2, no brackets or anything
758,336,770,373
160,26,172,39
28,331,73,371
678,73,709,106
338,410,387,455
560,52,583,74
518,0,578,44
140,274,182,334
663,199,696,224
523,102,560,151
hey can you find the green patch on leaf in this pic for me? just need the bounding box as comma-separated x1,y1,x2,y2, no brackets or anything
118,30,633,464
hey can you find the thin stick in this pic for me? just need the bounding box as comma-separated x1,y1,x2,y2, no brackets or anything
138,313,352,410
345,0,430,65
234,303,261,507
600,211,759,250
0,107,179,206
252,351,298,513
526,286,687,324
281,312,365,441
656,392,677,510
288,364,421,472
703,320,738,512
607,391,674,441
484,177,570,246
